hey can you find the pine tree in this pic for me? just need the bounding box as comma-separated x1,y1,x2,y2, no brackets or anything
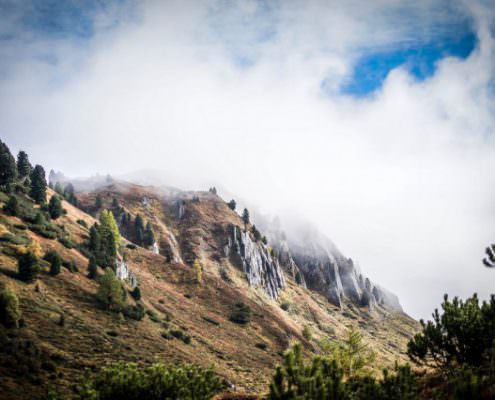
3,196,19,216
54,181,64,195
95,194,103,209
242,208,250,227
98,210,120,267
16,151,32,178
0,140,17,188
100,210,121,251
144,222,155,247
64,183,76,204
252,225,261,241
131,286,141,301
18,251,40,283
193,259,202,284
44,250,61,276
48,195,63,219
87,255,98,279
112,198,119,209
135,214,144,246
89,224,101,256
30,164,47,204
227,199,236,211
97,269,125,311
0,286,21,328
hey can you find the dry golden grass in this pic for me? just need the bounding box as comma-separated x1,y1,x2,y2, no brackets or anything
0,184,419,399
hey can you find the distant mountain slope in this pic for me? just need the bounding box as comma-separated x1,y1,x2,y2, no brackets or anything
0,181,418,399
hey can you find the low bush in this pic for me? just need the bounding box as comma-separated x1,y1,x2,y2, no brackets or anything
229,302,251,325
123,304,145,321
74,361,224,400
0,286,21,328
58,237,75,249
169,329,192,344
76,219,88,228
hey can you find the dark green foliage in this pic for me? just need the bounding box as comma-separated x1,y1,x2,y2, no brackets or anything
242,208,250,226
54,182,64,195
0,286,21,328
16,151,32,178
58,236,75,249
30,165,47,204
255,342,268,350
262,236,268,245
76,219,87,228
64,183,77,205
95,193,103,209
227,199,236,211
407,293,495,373
123,303,145,321
143,221,155,247
44,250,61,276
18,251,40,283
252,225,261,241
74,361,224,400
48,195,63,219
229,302,251,325
97,269,125,311
87,256,98,279
268,344,419,400
134,214,144,246
112,197,119,209
3,195,19,216
169,329,192,344
0,139,17,187
130,286,141,301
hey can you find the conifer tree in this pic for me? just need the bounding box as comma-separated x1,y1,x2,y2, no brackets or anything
98,210,120,267
0,140,17,188
64,183,76,204
95,194,103,209
144,221,155,247
18,251,40,283
227,199,236,211
87,255,98,279
134,214,144,246
54,181,64,195
112,198,119,209
193,259,202,284
242,208,250,227
89,224,101,257
131,286,141,301
16,151,32,178
45,250,62,276
97,269,125,311
48,195,63,219
30,164,47,204
3,196,19,216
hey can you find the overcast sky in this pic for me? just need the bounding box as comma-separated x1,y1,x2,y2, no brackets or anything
1,0,495,319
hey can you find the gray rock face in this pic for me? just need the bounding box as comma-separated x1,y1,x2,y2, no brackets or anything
176,200,185,220
224,225,285,299
272,225,403,312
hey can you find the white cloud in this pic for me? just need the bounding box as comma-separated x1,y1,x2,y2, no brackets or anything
1,0,495,318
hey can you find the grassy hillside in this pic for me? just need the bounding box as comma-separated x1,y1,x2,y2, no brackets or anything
0,184,418,399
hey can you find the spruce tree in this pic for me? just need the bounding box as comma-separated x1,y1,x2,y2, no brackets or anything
16,151,32,178
98,210,120,267
144,222,155,247
48,195,63,219
0,140,17,188
18,251,40,283
242,208,250,227
54,181,64,195
45,250,61,276
131,286,141,301
87,255,98,279
30,165,47,204
227,199,236,211
64,183,75,204
3,196,19,216
97,269,125,311
95,194,103,209
135,214,144,246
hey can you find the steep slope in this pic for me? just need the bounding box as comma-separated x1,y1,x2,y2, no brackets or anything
0,183,418,399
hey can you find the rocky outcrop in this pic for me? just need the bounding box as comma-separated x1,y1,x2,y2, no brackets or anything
224,225,285,299
115,258,138,288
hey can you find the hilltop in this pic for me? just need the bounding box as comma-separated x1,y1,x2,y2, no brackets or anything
0,171,418,399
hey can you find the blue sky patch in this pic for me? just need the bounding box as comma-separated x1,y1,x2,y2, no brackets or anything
339,30,477,97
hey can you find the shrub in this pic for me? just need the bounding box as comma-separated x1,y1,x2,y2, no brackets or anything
229,302,251,325
408,293,495,373
280,301,291,312
123,304,145,321
58,236,75,249
44,250,61,276
48,195,63,219
130,286,141,301
87,256,98,279
255,342,268,350
74,362,224,400
63,260,78,273
302,325,312,341
76,219,88,228
18,251,40,283
169,329,192,344
4,195,19,216
126,243,137,250
97,269,125,311
0,286,21,328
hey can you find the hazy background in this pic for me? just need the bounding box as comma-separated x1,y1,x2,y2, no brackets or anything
1,0,495,319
